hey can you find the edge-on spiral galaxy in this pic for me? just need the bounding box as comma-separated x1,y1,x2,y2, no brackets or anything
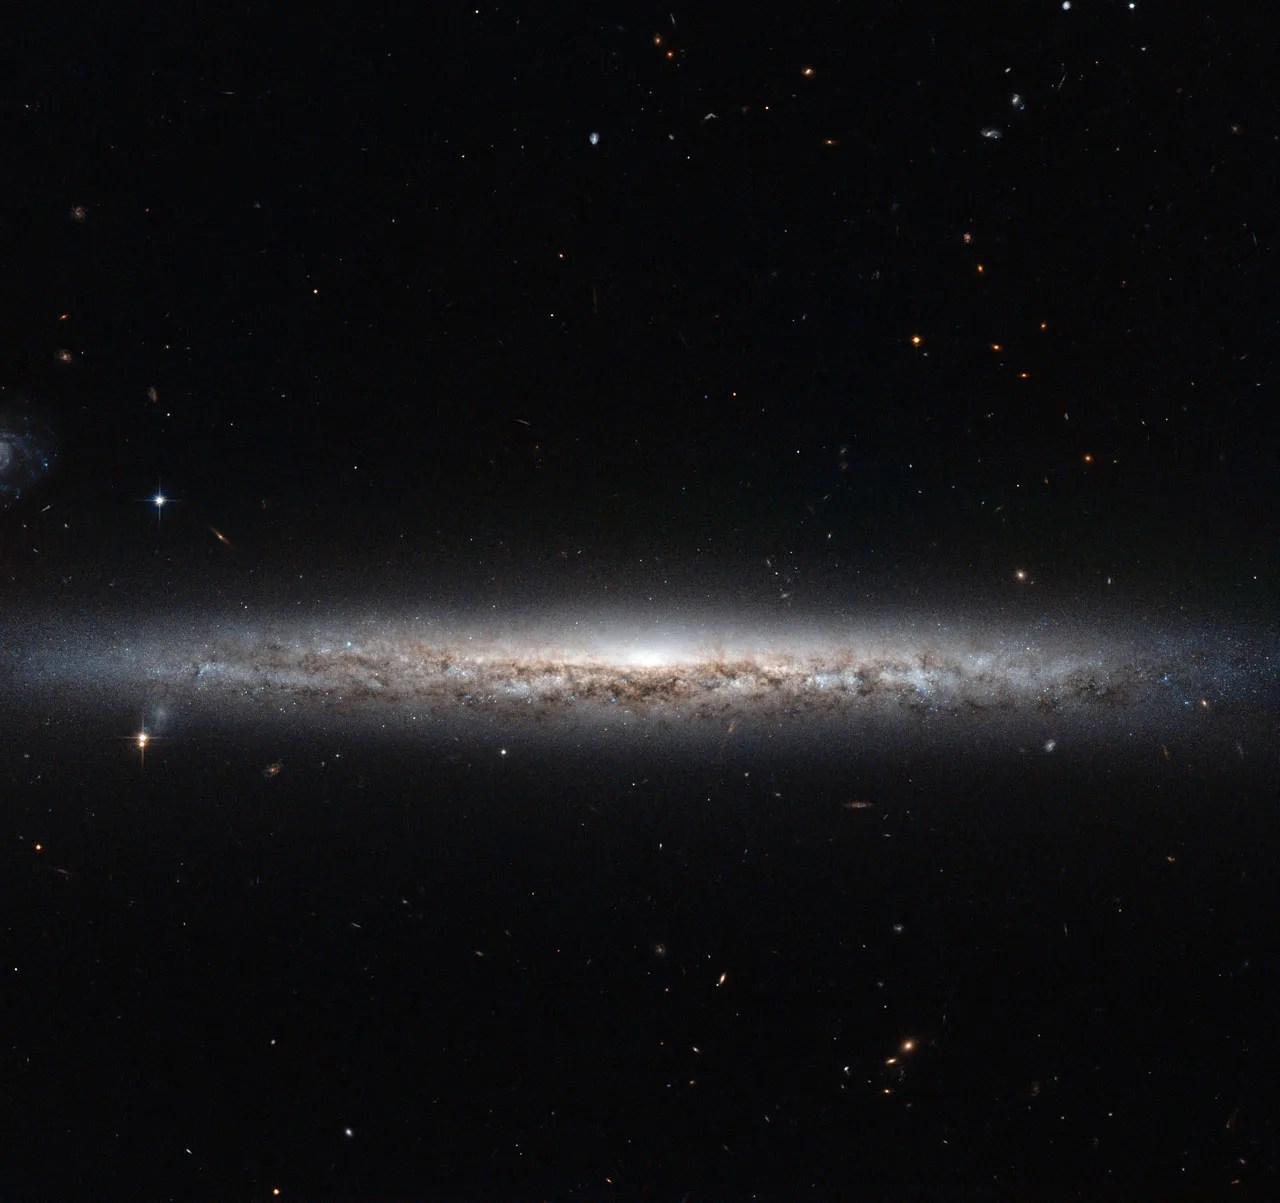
8,605,1275,763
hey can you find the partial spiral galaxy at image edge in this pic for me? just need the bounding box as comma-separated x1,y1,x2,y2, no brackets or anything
0,404,58,504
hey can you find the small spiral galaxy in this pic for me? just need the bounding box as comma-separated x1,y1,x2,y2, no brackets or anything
0,405,57,504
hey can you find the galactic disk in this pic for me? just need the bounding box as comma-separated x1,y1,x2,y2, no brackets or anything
7,607,1276,757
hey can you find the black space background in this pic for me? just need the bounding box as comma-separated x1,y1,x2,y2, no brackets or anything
2,3,1278,1200
2,2,1275,594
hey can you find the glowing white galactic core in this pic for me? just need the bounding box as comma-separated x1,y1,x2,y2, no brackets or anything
8,607,1276,758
